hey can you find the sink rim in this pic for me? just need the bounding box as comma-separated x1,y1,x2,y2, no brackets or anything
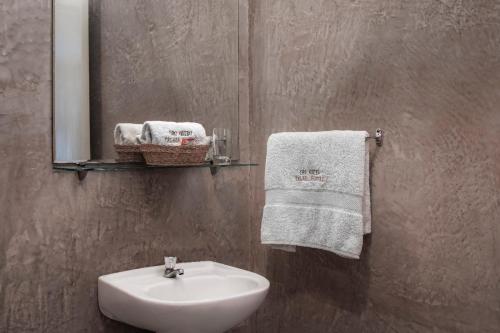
98,261,270,306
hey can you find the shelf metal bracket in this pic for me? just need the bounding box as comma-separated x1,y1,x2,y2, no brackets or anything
77,170,88,181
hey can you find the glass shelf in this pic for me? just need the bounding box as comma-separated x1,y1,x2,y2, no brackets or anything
53,160,258,179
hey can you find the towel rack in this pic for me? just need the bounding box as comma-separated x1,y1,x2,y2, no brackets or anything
366,128,384,147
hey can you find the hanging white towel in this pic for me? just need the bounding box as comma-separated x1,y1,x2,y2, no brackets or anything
261,130,371,259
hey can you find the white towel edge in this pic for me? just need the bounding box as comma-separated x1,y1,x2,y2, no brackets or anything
262,241,360,259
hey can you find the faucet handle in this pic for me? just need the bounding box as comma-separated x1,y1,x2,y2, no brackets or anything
164,256,177,269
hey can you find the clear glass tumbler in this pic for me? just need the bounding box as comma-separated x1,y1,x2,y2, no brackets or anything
212,128,231,165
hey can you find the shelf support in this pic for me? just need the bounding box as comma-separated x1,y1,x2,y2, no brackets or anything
77,170,88,181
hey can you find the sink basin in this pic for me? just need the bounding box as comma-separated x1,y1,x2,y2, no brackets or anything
98,261,270,333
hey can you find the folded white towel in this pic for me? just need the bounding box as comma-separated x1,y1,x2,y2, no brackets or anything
140,121,208,146
261,130,371,259
113,123,143,145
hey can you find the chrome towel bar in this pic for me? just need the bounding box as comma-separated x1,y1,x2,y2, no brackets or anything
366,128,384,147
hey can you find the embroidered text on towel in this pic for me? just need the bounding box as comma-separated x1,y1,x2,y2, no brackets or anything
294,169,329,183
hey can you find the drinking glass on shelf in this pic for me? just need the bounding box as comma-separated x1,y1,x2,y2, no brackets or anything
212,128,231,165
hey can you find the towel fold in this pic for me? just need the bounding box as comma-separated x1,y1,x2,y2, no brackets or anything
113,123,143,145
261,130,371,259
139,121,208,146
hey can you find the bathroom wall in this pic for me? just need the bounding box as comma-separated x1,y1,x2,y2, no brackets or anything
0,1,251,332
248,0,500,332
2,0,500,333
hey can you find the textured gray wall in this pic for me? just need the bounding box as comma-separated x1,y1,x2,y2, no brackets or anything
89,0,239,160
1,0,500,332
248,0,500,332
0,1,250,332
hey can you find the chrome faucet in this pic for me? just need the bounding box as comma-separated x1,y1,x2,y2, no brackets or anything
164,257,184,278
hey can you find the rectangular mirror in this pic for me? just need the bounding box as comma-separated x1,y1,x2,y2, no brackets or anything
53,0,239,163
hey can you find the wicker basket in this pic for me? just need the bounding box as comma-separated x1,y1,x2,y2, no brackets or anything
140,144,210,166
114,144,145,163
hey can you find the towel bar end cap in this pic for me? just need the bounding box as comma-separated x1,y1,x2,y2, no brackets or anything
375,128,384,146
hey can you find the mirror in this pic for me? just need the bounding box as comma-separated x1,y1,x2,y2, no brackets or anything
53,0,239,163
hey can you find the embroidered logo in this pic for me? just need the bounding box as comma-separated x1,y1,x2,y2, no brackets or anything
294,169,328,182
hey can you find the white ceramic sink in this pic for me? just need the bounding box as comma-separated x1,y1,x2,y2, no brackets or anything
98,261,270,333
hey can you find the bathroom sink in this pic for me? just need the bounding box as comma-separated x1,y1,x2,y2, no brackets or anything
98,261,270,333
